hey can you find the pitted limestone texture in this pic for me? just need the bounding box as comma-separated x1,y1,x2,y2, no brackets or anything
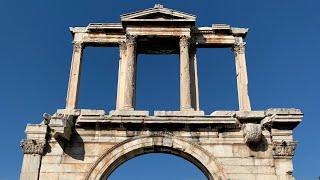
243,123,262,144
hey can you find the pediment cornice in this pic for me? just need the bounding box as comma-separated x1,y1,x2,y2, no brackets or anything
120,4,196,22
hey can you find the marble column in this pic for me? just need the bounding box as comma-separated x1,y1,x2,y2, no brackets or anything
116,35,137,110
66,41,84,110
232,37,251,111
179,35,194,111
189,47,200,111
116,41,126,110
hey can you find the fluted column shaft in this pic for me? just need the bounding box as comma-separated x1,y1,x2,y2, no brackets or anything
232,37,251,111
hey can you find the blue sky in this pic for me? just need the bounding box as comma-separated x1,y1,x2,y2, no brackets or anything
0,0,319,179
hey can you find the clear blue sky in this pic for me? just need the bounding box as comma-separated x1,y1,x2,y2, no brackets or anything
0,0,319,179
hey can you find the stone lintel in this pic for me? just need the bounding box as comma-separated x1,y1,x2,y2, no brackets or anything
51,108,302,131
56,109,105,116
87,23,123,31
126,27,191,36
68,28,243,47
69,27,87,33
25,124,48,140
194,26,248,37
212,24,231,30
79,109,105,116
266,108,302,115
236,111,266,122
231,27,249,37
56,109,81,116
109,110,149,117
210,111,236,117
154,110,205,117
77,115,236,125
271,129,294,141
271,129,293,136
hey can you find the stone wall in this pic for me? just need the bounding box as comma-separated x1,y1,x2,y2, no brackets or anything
20,108,302,180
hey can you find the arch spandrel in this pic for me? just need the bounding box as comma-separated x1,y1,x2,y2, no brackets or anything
85,135,228,180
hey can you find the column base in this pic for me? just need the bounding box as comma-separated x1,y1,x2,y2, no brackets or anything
109,110,149,117
154,110,205,117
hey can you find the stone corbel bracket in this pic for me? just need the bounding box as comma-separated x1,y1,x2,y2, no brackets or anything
242,123,262,144
236,108,303,145
47,109,106,141
47,109,79,141
236,111,266,144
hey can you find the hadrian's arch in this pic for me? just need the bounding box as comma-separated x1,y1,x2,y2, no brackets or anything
20,4,302,180
85,135,227,180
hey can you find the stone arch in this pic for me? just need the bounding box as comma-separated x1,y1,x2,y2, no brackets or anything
85,134,228,180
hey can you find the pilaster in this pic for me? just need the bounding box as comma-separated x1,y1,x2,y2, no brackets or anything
20,124,48,180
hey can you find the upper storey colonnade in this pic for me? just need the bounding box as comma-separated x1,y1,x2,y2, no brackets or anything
66,4,251,115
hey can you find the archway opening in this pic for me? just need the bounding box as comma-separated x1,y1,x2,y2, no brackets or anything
85,135,227,180
108,153,207,180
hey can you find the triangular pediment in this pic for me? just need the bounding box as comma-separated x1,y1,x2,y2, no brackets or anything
131,12,185,20
121,4,196,22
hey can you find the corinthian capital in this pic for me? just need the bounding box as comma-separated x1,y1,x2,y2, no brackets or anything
126,35,137,46
73,41,84,52
273,140,297,158
232,38,246,54
119,41,127,51
20,139,46,155
179,35,190,48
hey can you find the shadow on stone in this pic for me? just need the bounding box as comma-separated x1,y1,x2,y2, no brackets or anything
247,134,268,152
44,127,52,155
61,128,85,161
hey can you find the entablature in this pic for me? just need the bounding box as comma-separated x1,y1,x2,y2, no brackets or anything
69,5,247,49
70,25,247,49
57,108,303,131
